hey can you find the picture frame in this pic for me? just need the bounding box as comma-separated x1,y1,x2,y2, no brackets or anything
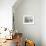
23,15,34,24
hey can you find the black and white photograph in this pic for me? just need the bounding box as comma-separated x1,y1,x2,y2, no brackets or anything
23,15,34,24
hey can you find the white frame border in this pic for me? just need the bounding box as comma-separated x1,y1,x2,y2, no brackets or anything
23,15,34,24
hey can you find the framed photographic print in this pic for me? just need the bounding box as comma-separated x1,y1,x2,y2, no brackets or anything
23,15,34,24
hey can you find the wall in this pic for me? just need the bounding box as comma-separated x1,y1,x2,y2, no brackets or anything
13,0,41,46
41,0,46,46
12,0,46,46
0,0,16,30
0,0,46,46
